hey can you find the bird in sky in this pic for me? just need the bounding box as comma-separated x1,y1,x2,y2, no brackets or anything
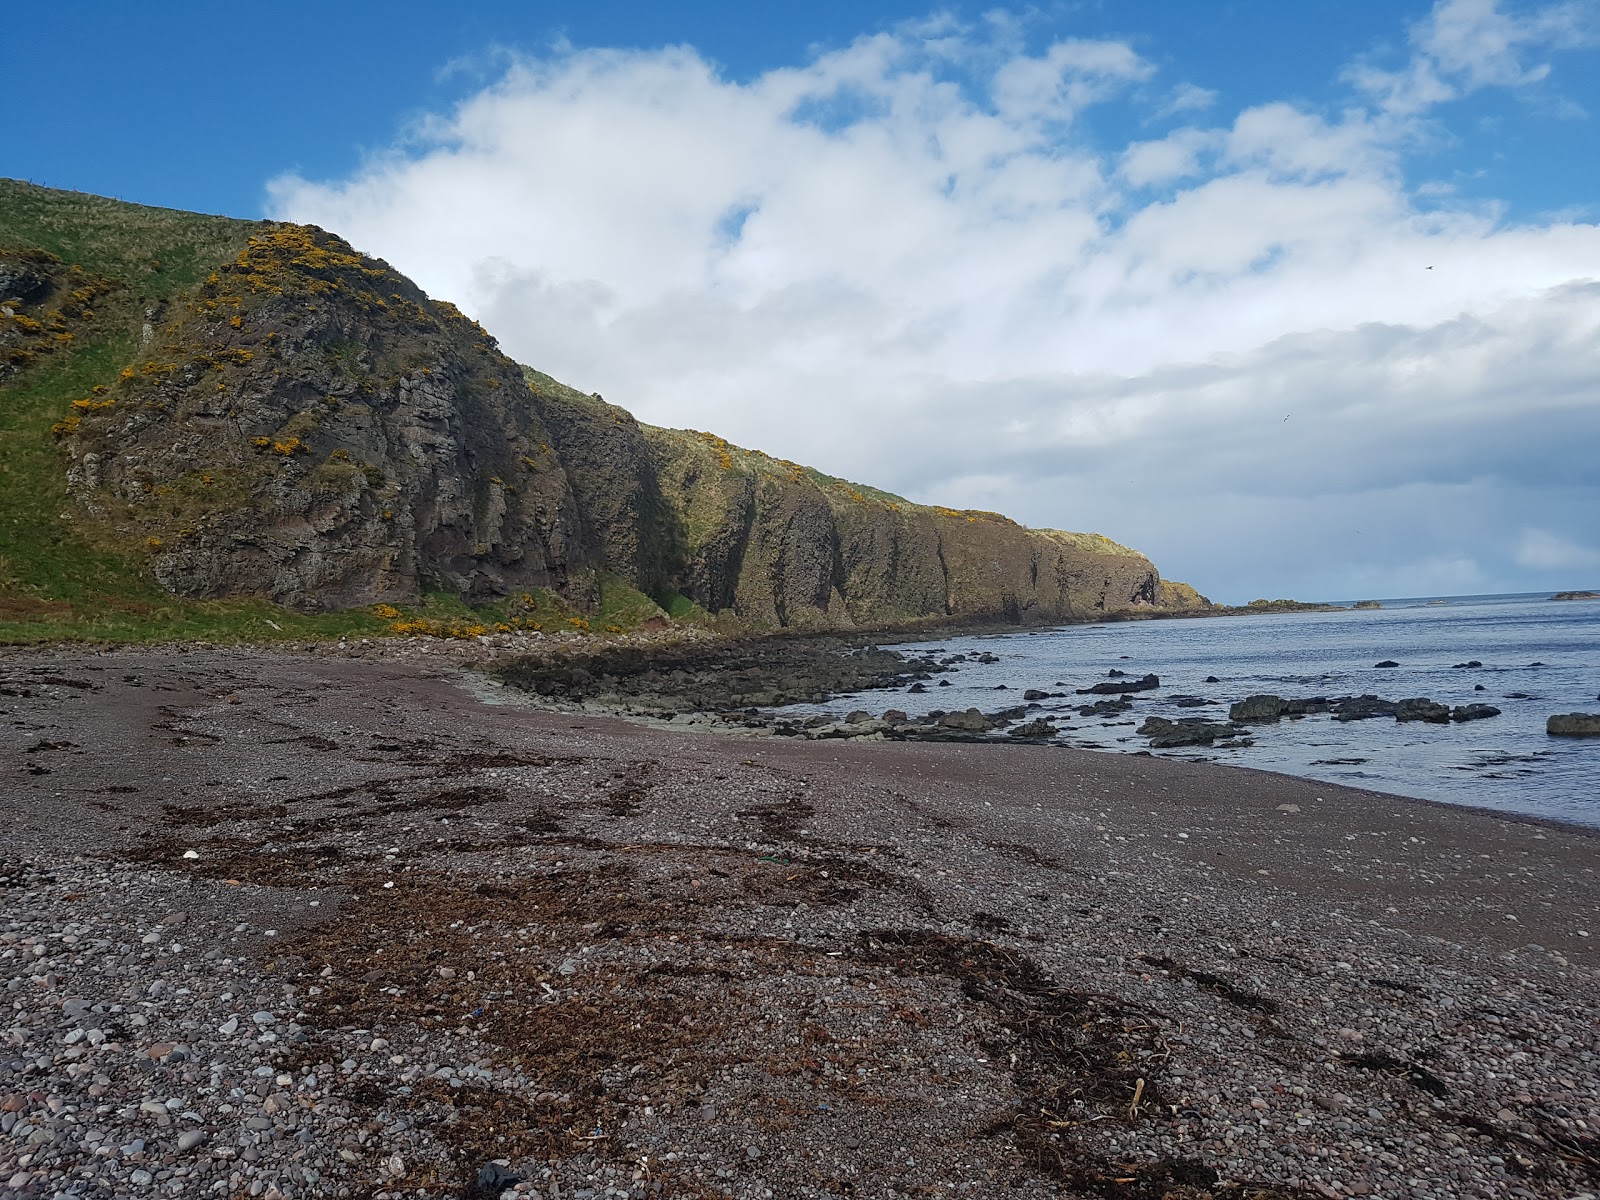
1425,265,1434,270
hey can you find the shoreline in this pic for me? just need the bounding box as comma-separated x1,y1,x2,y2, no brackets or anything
2,646,1597,1199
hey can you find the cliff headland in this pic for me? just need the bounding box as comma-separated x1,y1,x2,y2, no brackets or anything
1,180,1203,644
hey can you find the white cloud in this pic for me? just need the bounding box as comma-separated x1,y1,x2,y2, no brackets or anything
269,11,1600,600
1346,0,1599,115
1514,528,1600,570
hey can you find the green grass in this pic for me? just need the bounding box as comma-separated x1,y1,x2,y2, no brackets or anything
0,182,403,644
597,571,668,627
0,178,258,292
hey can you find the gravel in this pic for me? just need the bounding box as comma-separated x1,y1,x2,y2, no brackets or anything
0,645,1596,1199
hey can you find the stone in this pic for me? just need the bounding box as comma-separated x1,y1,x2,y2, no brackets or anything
1078,673,1159,695
1394,698,1451,724
1007,718,1057,739
937,709,995,733
1138,716,1245,748
1548,713,1600,737
176,1129,207,1151
1374,660,1400,668
1450,704,1500,722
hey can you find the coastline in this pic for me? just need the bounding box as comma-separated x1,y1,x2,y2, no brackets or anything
2,645,1597,1198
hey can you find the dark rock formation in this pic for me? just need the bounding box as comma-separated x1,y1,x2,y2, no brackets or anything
1395,699,1452,724
1077,673,1160,696
14,185,1179,630
1008,718,1058,739
1077,696,1134,717
1548,713,1600,737
1137,716,1247,748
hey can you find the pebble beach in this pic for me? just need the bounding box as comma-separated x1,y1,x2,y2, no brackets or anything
2,644,1597,1200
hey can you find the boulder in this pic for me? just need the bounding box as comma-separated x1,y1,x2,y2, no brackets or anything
1450,704,1500,722
938,708,996,733
1332,695,1398,722
1230,694,1288,723
1168,695,1213,708
1451,661,1483,669
1077,673,1160,696
1023,689,1051,701
1137,716,1246,748
1547,713,1600,738
1374,660,1400,669
1008,718,1058,739
1077,696,1133,717
1394,698,1451,724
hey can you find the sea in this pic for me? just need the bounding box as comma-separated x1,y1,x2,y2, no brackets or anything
780,593,1600,829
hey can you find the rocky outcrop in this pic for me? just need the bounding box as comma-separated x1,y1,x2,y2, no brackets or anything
638,426,1163,630
15,184,1177,629
1548,713,1600,737
56,226,587,610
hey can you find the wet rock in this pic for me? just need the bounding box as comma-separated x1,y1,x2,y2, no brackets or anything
1230,695,1289,723
1077,696,1133,718
1450,704,1500,722
1077,673,1159,696
938,709,996,733
1394,698,1451,724
1452,660,1483,669
1008,718,1058,739
1547,713,1600,737
1374,660,1400,668
1137,716,1247,748
1023,689,1051,701
1168,695,1212,708
1331,695,1398,722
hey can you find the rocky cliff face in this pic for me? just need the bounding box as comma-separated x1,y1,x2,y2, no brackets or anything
55,226,589,610
21,197,1170,629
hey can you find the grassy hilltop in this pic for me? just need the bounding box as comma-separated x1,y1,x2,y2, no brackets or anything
1,181,1194,644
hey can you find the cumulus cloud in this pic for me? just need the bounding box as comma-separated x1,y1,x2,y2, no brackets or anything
269,5,1600,600
1346,0,1599,115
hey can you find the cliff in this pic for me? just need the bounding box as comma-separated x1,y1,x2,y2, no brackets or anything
2,180,1174,637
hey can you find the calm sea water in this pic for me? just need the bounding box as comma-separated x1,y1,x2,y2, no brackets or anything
792,594,1600,828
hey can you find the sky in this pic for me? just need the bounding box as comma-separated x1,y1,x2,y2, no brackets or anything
8,1,1600,602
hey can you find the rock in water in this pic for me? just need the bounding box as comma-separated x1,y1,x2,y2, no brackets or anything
1395,698,1451,724
1450,704,1500,722
1137,716,1246,748
1077,673,1160,696
1008,718,1058,739
1230,694,1288,722
1547,713,1600,738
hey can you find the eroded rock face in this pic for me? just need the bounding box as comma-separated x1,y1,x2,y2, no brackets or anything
59,227,584,610
47,219,1174,627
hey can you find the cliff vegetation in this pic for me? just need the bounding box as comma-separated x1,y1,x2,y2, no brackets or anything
2,180,1184,643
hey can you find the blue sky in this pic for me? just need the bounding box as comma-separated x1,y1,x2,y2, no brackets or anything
8,1,1600,600
11,2,1595,222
